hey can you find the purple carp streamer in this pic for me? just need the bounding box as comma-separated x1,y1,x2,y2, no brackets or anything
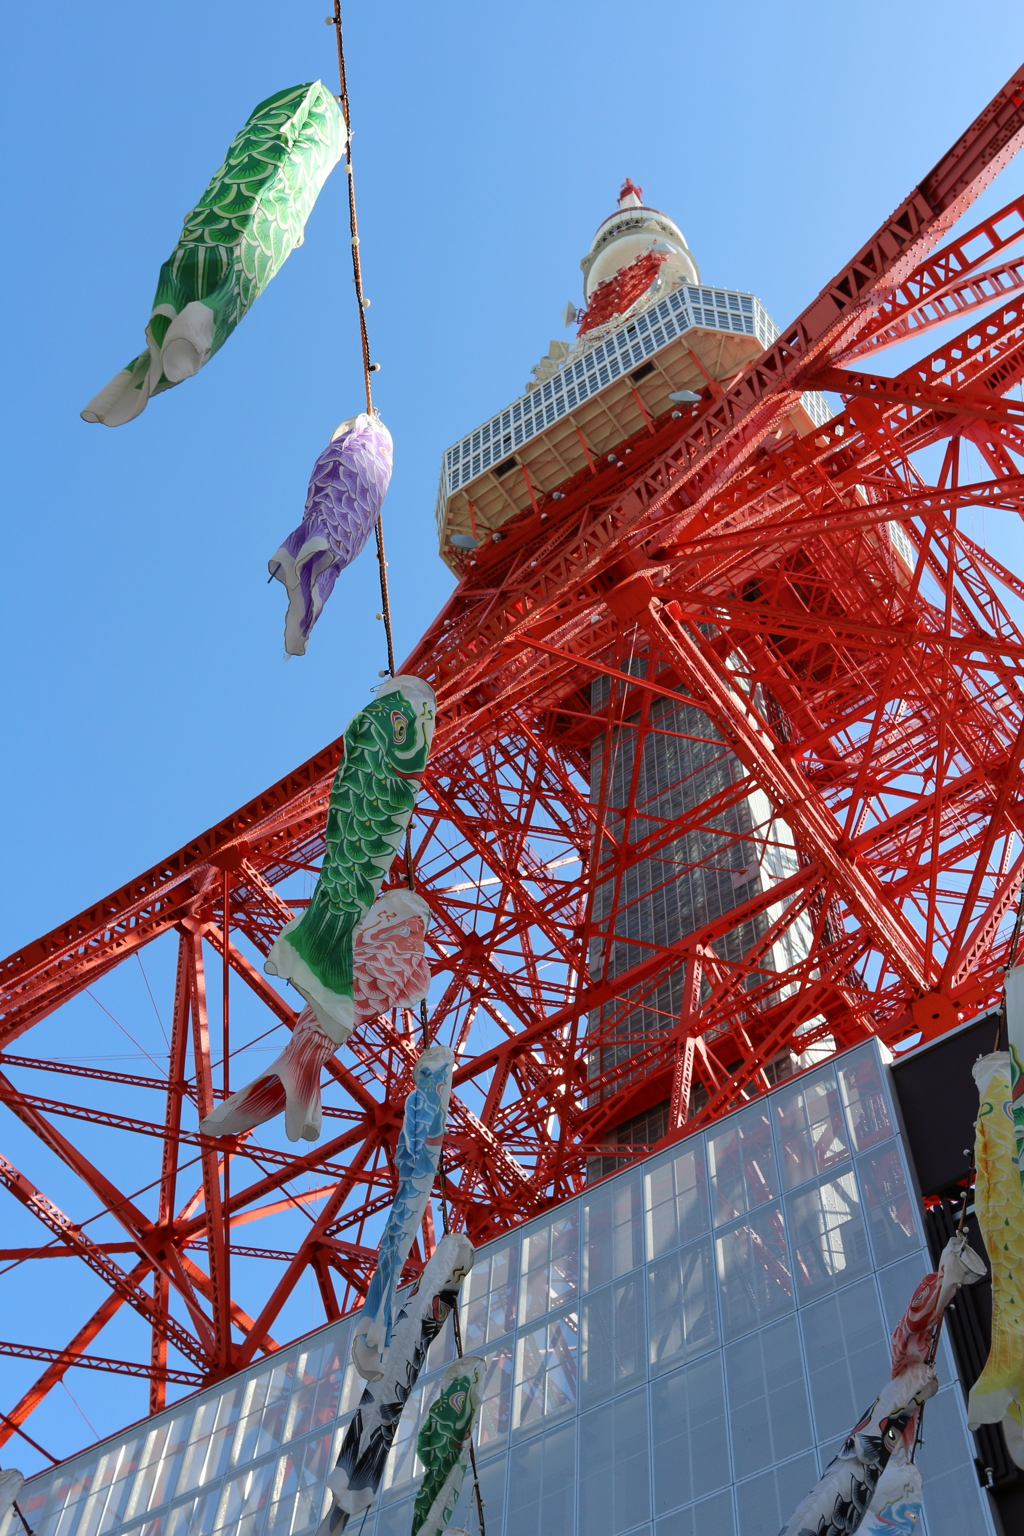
270,412,393,655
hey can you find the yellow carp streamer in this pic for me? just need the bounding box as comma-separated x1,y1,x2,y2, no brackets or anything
967,1052,1024,1468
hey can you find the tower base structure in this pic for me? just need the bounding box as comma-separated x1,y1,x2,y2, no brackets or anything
5,1040,1007,1536
6,62,1024,1476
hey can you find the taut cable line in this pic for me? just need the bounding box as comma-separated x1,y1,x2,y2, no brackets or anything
329,2,396,678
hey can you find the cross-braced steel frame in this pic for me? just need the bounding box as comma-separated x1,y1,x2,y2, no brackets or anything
5,64,1024,1451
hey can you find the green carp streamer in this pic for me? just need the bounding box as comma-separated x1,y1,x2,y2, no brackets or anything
82,82,346,426
412,1356,484,1536
265,676,436,1042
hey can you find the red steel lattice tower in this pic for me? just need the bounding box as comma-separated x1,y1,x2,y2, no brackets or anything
6,67,1024,1449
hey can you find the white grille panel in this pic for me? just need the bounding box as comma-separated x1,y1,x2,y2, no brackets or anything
435,284,831,533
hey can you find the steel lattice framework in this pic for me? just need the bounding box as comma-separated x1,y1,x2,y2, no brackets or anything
6,65,1024,1451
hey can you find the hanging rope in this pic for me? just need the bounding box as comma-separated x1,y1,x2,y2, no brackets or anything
435,1158,486,1536
326,13,472,1523
329,2,396,678
909,1181,973,1466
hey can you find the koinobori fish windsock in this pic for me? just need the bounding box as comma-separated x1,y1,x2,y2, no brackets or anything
778,1362,937,1536
270,413,394,655
860,1461,924,1536
82,83,346,427
265,676,436,1043
968,1051,1024,1468
778,1222,984,1535
199,1005,336,1143
317,1232,474,1536
0,1469,25,1527
351,1045,454,1380
1006,965,1024,1194
201,887,432,1144
890,1234,985,1378
412,1355,485,1536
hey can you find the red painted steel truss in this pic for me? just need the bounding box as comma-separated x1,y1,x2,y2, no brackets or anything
5,67,1024,1447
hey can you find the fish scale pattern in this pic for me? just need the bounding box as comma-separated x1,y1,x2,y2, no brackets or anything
265,677,436,1044
967,1052,1024,1466
82,81,346,426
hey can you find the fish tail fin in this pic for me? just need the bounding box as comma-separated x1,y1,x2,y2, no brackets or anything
266,906,358,1043
199,1007,336,1141
81,350,155,426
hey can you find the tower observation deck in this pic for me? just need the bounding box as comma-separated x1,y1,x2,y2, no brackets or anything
435,181,830,560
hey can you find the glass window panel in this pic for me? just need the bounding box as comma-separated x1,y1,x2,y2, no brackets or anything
126,1415,192,1519
837,1050,893,1152
648,1240,718,1374
514,1310,579,1433
132,1516,167,1536
177,1388,243,1495
875,1252,933,1337
650,1355,730,1512
76,1440,144,1536
800,1276,889,1442
578,1388,651,1536
212,1461,274,1536
506,1422,575,1536
715,1206,793,1340
645,1141,709,1259
734,1452,819,1536
381,1376,434,1498
164,1488,220,1536
298,1430,334,1492
284,1345,326,1441
446,1452,505,1536
655,1488,735,1536
265,1432,333,1536
786,1168,871,1299
463,1236,519,1349
583,1170,643,1289
580,1274,646,1407
233,1360,297,1465
519,1213,579,1324
707,1107,777,1225
424,1310,459,1376
915,1387,994,1536
477,1341,514,1451
69,1454,115,1536
724,1316,813,1478
772,1071,849,1190
856,1142,920,1264
372,1495,414,1536
14,1479,54,1536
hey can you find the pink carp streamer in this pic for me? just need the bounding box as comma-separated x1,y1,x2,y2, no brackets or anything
201,889,430,1143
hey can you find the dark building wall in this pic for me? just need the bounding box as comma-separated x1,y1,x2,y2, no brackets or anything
889,1015,1023,1532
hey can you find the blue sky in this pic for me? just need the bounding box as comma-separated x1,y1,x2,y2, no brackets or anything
5,0,1024,1473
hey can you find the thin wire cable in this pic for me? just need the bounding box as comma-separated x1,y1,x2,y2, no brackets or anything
330,1,396,677
910,1184,973,1465
436,1161,485,1535
12,1503,34,1536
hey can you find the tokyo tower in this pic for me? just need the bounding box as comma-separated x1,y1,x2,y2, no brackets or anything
4,63,1024,1447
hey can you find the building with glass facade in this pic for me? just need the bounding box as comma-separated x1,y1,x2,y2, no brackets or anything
587,674,816,1171
5,1040,997,1536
